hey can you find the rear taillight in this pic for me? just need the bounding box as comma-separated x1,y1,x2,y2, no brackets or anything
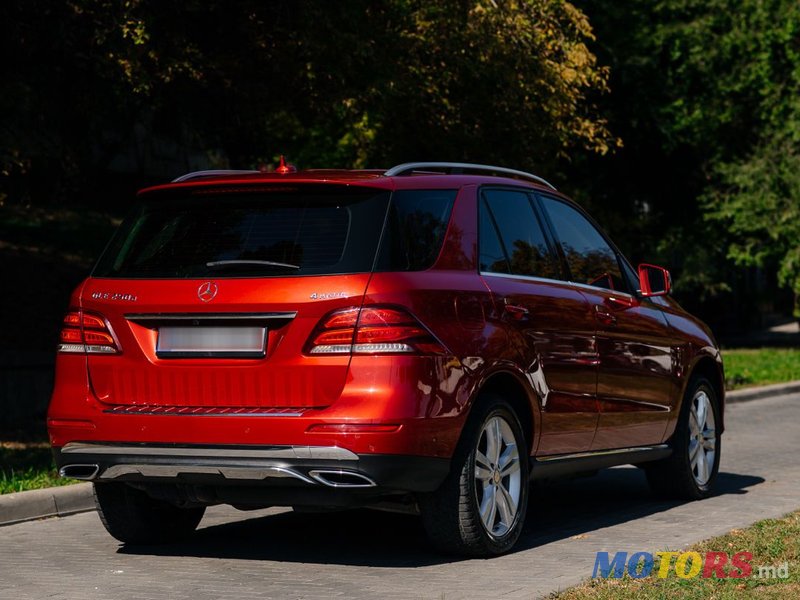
306,306,446,355
58,310,120,354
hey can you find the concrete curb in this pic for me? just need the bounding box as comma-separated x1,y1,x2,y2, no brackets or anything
0,482,94,527
726,380,800,403
0,380,797,528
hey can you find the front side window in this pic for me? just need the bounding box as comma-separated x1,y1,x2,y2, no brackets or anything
479,189,560,279
539,196,626,292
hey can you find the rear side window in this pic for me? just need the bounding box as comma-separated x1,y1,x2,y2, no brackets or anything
479,199,510,273
480,189,560,279
93,188,390,278
539,196,626,292
375,189,456,271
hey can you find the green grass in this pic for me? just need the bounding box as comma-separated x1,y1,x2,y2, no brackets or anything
0,443,76,494
552,511,800,600
722,348,800,390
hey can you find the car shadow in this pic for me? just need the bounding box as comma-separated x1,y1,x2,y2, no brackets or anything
118,467,764,567
518,468,763,550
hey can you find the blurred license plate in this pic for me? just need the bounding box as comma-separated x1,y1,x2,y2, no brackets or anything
156,326,266,358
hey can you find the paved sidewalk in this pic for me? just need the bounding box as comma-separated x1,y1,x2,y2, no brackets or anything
0,392,798,599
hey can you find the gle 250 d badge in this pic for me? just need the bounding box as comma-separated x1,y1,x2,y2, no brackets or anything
91,291,138,302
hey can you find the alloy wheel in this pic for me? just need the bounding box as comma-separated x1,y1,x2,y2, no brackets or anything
688,389,716,486
474,415,522,538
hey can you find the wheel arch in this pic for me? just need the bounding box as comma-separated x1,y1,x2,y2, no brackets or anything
467,369,539,456
687,354,726,433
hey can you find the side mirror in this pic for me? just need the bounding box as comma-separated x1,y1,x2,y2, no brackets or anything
638,264,672,297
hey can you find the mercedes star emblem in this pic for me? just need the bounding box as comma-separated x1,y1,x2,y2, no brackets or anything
197,281,218,302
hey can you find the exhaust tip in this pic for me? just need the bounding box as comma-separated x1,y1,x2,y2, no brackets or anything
59,464,100,480
308,470,376,488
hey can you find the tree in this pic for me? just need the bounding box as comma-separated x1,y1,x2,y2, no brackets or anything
0,1,617,207
572,0,800,326
705,134,800,317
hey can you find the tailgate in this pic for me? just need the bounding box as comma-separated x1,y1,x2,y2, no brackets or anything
83,276,371,409
81,184,390,410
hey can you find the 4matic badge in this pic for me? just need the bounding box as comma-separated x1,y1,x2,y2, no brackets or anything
309,291,347,300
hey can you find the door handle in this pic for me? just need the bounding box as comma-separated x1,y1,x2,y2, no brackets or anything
504,303,529,320
605,294,637,309
594,304,617,326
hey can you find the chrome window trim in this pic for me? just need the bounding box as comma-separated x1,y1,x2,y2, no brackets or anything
480,270,637,300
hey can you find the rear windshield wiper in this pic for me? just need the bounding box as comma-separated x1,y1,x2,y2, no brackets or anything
206,260,301,270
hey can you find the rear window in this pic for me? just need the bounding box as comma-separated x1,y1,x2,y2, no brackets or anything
93,188,390,278
93,187,457,278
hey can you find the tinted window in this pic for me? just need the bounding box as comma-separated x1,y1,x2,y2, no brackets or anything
375,190,456,271
479,199,510,273
481,189,560,279
540,196,626,291
94,188,390,278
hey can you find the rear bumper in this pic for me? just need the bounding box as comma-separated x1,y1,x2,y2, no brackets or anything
53,442,450,494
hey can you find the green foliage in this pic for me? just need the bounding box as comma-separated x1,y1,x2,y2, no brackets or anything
4,0,800,329
646,0,800,158
572,0,800,323
704,136,800,315
0,0,616,206
653,0,800,315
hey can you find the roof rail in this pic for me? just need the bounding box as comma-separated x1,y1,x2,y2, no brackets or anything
172,169,260,183
384,162,556,190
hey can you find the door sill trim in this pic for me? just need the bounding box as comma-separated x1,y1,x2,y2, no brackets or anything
536,444,669,462
531,444,671,480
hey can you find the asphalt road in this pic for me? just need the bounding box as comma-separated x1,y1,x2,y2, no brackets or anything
1,393,798,600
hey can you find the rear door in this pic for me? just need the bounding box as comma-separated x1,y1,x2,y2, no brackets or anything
82,185,390,411
537,195,676,450
478,188,599,455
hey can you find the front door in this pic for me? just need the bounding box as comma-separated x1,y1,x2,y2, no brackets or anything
537,195,674,450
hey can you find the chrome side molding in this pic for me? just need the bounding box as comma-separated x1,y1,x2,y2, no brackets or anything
535,444,670,463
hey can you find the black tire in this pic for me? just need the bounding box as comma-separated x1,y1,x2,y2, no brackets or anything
645,377,721,500
420,396,529,556
94,482,206,544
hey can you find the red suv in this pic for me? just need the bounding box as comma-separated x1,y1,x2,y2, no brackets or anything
48,162,724,556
